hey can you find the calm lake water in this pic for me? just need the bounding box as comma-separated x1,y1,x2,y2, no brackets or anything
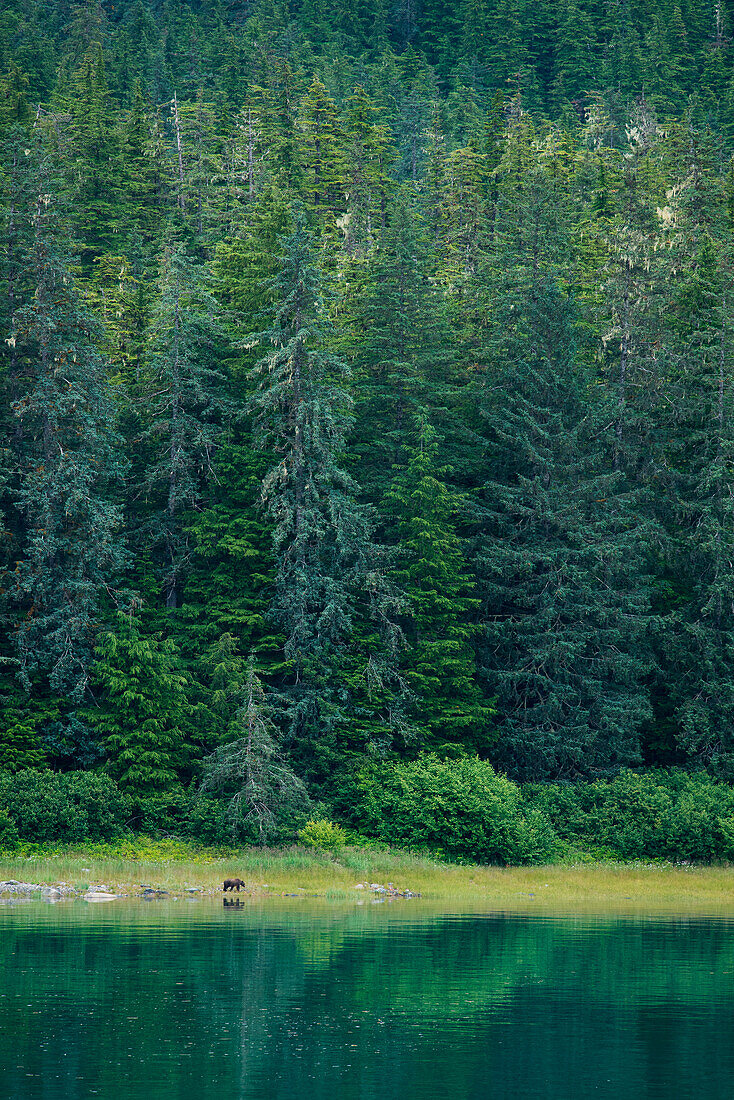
1,899,734,1099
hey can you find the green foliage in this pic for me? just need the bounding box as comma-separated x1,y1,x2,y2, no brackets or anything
0,769,132,844
0,807,19,848
138,238,231,609
86,612,194,796
649,151,734,775
212,185,292,351
5,0,734,857
58,45,123,271
383,419,492,751
337,754,560,865
297,818,347,851
349,198,445,497
250,212,396,773
180,439,278,658
200,639,308,843
0,685,46,772
4,125,127,700
528,770,734,863
131,788,240,846
475,155,653,780
299,76,346,224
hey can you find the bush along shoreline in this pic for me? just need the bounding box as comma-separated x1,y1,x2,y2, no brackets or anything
4,760,734,866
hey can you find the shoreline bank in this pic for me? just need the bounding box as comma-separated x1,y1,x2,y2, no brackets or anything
2,840,734,911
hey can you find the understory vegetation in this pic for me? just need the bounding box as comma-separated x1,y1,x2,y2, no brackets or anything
4,764,734,866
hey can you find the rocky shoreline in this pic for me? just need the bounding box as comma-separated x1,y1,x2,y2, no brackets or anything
0,879,421,902
0,879,222,901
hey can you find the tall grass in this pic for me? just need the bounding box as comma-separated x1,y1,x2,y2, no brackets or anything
3,839,734,909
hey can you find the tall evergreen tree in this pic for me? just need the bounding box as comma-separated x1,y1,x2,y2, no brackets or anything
87,610,194,795
298,76,346,225
118,81,164,257
138,238,231,610
250,212,393,775
476,163,653,781
201,636,307,841
6,132,126,701
349,199,456,499
383,419,491,753
180,437,279,662
59,44,121,272
655,133,734,773
343,84,396,253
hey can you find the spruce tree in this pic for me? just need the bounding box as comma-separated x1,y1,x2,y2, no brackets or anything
343,85,396,253
481,0,534,102
173,88,227,243
349,198,455,500
249,60,303,195
118,81,164,257
138,238,231,610
211,184,291,345
656,134,734,773
298,76,346,225
250,212,391,775
87,611,193,795
181,437,279,662
200,637,307,841
598,102,668,479
6,131,127,701
0,683,47,771
60,44,122,272
383,419,492,753
551,0,600,113
476,163,653,781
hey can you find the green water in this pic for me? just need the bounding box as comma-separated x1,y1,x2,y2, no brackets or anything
2,899,734,1099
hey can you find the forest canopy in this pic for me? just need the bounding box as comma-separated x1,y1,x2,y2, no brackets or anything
3,0,734,851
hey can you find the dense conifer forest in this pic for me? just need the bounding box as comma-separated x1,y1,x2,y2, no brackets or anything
6,0,734,855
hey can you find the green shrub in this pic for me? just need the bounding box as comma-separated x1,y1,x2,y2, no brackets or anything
133,788,194,836
185,795,245,846
335,754,560,865
134,787,304,847
132,789,242,846
298,819,347,851
589,771,675,860
0,770,132,843
526,769,734,863
6,762,734,864
0,807,19,849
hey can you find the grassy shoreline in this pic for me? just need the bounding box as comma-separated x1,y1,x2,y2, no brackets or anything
2,838,734,910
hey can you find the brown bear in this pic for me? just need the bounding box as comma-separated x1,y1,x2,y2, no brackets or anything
223,878,246,892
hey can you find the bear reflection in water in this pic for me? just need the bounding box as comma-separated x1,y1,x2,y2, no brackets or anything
223,897,245,908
